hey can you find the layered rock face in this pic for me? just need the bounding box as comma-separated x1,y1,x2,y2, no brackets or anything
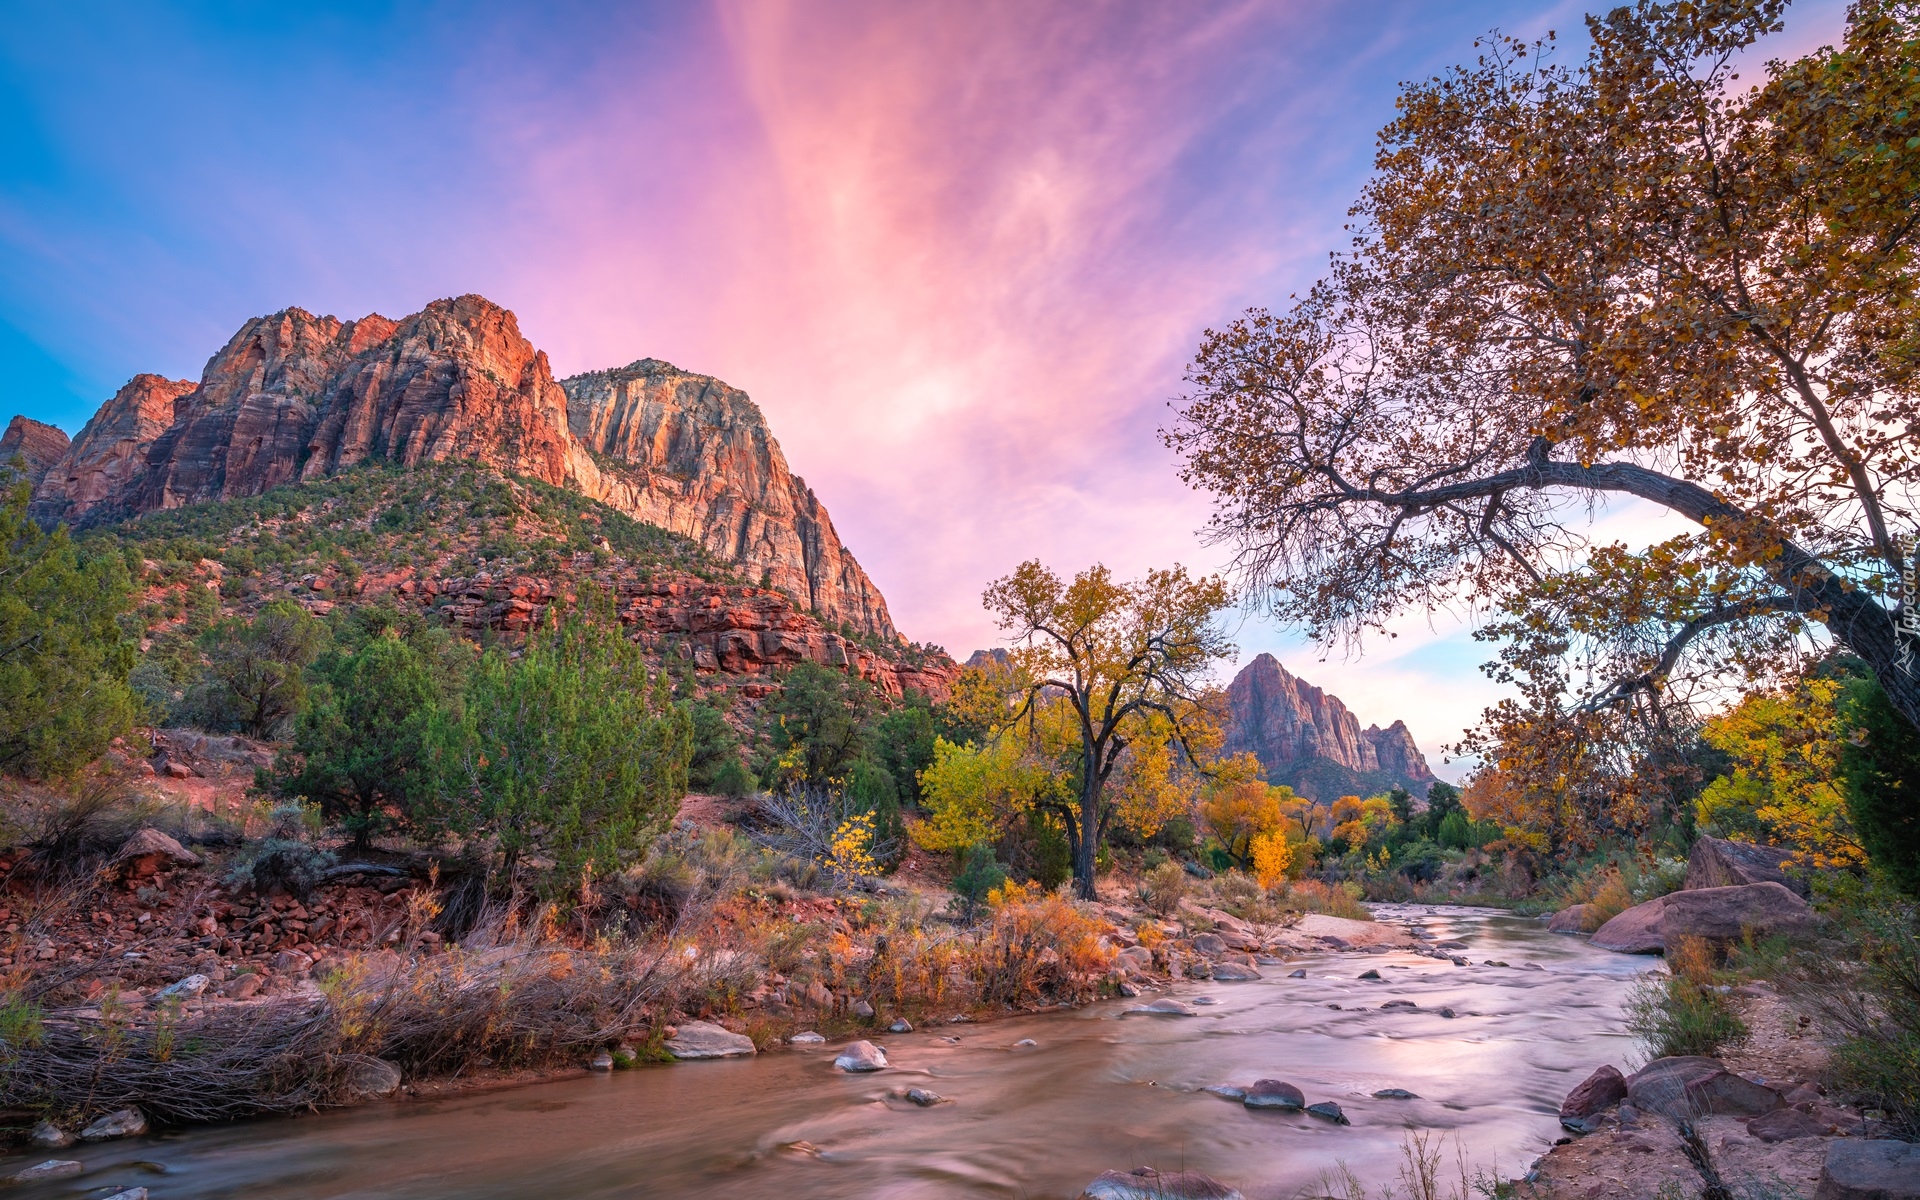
18,296,894,638
0,416,71,487
562,360,895,639
1222,653,1435,799
27,375,193,523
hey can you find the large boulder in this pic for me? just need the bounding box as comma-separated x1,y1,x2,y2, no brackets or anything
79,1107,148,1140
1816,1139,1920,1200
113,827,199,878
1686,836,1807,896
1081,1168,1243,1200
1562,1065,1629,1118
1590,883,1815,954
664,1021,757,1060
1626,1056,1782,1120
1549,904,1599,934
1242,1080,1306,1110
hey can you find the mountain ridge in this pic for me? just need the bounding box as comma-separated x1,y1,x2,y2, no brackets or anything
1222,652,1435,800
15,295,896,639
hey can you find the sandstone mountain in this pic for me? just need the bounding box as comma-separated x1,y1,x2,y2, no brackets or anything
0,416,71,487
1222,652,1436,800
19,295,895,638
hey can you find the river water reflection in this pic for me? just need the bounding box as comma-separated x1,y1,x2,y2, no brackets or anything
5,905,1657,1200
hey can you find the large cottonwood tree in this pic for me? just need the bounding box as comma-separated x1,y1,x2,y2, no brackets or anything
1168,0,1920,737
982,560,1231,899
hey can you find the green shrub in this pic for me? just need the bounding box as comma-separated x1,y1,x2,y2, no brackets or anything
1839,676,1920,897
949,843,1008,921
1625,972,1747,1061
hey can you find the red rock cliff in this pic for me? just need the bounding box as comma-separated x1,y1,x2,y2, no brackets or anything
20,296,895,638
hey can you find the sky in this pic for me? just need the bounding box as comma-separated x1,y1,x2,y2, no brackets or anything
0,0,1851,781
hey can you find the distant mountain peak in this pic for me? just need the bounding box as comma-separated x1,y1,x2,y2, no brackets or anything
1223,653,1434,799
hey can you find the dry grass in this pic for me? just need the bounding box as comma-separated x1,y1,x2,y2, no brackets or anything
1283,879,1372,922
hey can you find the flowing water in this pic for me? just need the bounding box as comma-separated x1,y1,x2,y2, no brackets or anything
3,905,1656,1200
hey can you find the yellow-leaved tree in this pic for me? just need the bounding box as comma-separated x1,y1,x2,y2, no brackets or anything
1695,678,1864,869
979,560,1233,899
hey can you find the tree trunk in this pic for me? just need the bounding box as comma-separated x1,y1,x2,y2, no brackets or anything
1073,771,1100,901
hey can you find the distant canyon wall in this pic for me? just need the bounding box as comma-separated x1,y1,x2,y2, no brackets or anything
1222,652,1436,800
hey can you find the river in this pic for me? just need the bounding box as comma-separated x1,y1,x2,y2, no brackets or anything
3,905,1656,1200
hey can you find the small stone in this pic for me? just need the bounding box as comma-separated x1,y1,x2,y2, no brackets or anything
905,1087,944,1107
6,1160,85,1184
1203,1084,1247,1101
1746,1107,1831,1142
665,1021,757,1059
789,1030,826,1044
1380,999,1417,1010
1192,996,1220,1006
1243,1079,1306,1110
1287,968,1307,979
589,1050,614,1072
79,1107,148,1140
1437,1007,1457,1018
1013,1038,1037,1047
1129,998,1198,1017
851,999,875,1018
1210,962,1262,981
29,1120,73,1148
342,1057,403,1099
888,1019,913,1033
1306,1101,1350,1125
1080,1167,1244,1200
101,1190,150,1200
1357,969,1382,980
1373,1088,1419,1099
834,1040,888,1072
153,973,210,1003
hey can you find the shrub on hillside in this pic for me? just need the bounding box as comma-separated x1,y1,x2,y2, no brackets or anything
1840,675,1920,897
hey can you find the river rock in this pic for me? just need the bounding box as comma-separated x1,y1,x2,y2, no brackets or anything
1686,836,1806,896
1357,969,1381,980
1548,904,1596,933
79,1107,147,1140
6,1160,84,1184
666,1021,757,1059
1590,883,1815,954
1306,1101,1350,1125
341,1056,403,1098
1373,1088,1419,1099
588,1050,614,1072
1130,998,1197,1016
1747,1107,1833,1142
1192,933,1229,954
1204,1084,1247,1101
1627,1056,1782,1120
834,1040,888,1071
789,1030,826,1044
1381,999,1416,1010
1243,1079,1306,1110
905,1087,944,1106
29,1120,73,1148
102,1190,150,1200
888,1019,913,1033
1081,1167,1244,1200
1210,962,1261,981
1287,968,1307,978
851,999,875,1018
1817,1138,1920,1200
1116,946,1154,972
1562,1065,1629,1118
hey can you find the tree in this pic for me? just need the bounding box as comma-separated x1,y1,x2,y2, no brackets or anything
0,475,142,776
192,602,327,738
758,661,882,789
1166,2,1920,739
273,634,440,849
1695,676,1865,868
1198,755,1297,868
982,560,1232,898
1840,673,1920,895
430,603,694,892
